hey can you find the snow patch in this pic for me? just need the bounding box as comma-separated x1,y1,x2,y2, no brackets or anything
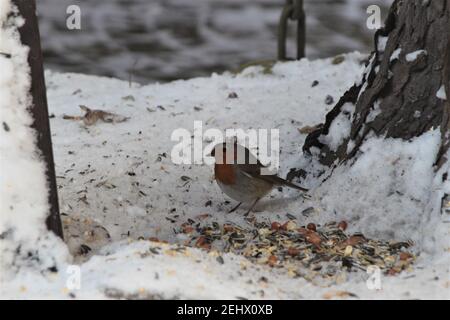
405,50,426,62
319,103,354,152
377,36,388,52
315,130,442,248
127,206,147,217
436,85,447,100
390,48,401,62
366,100,382,122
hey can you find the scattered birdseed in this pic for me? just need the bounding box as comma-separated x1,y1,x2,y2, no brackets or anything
301,207,315,217
286,213,296,220
178,218,416,281
325,95,334,105
0,52,12,58
216,256,224,264
79,244,92,255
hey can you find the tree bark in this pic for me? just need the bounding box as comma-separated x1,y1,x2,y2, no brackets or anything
303,0,450,171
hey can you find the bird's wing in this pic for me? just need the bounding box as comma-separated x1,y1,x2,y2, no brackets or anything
239,163,264,178
240,164,309,192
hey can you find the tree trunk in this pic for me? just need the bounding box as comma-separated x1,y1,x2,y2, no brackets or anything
303,0,450,172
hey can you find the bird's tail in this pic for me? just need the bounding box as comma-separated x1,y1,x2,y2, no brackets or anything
261,175,309,192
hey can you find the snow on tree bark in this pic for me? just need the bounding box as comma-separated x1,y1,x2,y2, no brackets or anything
303,0,450,170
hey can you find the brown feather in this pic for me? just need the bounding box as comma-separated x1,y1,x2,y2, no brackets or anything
214,164,236,185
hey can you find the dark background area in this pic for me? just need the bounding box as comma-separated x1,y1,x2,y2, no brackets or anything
37,0,391,83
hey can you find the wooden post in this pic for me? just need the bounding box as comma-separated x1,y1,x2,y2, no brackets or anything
295,0,306,60
13,0,64,239
278,0,306,60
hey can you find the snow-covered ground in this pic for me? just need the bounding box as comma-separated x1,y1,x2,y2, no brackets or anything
48,54,365,248
1,0,449,300
1,51,448,299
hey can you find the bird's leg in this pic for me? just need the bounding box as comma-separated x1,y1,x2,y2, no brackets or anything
228,202,242,213
244,198,260,216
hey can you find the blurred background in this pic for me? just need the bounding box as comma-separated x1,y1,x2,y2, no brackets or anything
37,0,391,84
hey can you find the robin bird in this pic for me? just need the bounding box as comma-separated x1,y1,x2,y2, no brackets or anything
210,142,308,215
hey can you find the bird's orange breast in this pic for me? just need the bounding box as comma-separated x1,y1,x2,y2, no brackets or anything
214,164,236,185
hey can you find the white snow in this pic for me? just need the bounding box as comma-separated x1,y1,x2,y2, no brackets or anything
405,50,427,62
319,102,355,152
1,0,449,298
437,85,447,100
377,36,388,52
315,131,442,244
390,48,401,62
366,100,382,122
